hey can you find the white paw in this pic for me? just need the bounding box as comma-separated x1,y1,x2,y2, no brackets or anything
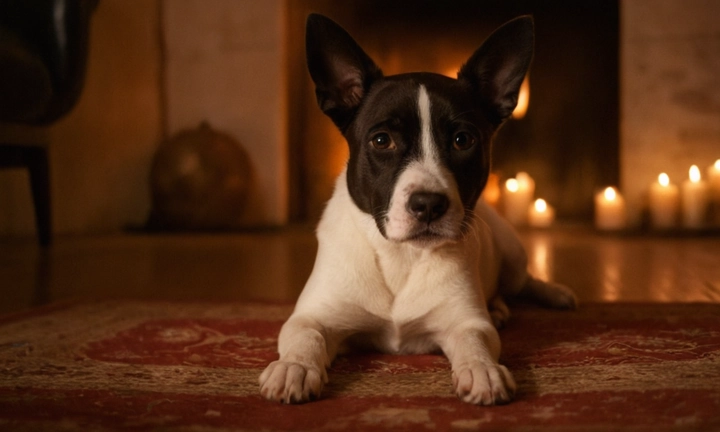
258,360,327,404
452,362,516,405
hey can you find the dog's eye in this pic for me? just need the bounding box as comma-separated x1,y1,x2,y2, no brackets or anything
370,133,395,150
453,132,476,151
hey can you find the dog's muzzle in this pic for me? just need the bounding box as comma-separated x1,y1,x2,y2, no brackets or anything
406,191,450,223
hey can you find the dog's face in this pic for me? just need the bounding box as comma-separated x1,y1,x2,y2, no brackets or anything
306,14,533,245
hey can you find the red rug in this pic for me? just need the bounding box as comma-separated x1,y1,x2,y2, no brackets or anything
0,301,719,431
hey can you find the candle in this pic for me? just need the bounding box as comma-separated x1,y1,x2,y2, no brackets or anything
528,198,555,228
481,173,501,209
708,160,720,225
502,172,535,225
595,186,626,230
648,173,679,229
681,165,708,229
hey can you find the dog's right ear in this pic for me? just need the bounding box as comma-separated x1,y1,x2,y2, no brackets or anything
306,14,383,132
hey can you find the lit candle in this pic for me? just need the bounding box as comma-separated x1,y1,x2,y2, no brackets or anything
708,160,720,225
648,173,679,229
681,165,708,229
595,186,626,230
528,198,555,228
481,173,501,209
502,172,535,226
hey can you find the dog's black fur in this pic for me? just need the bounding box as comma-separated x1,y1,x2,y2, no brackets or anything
305,14,534,237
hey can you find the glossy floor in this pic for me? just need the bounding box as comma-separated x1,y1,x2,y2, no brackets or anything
1,226,720,315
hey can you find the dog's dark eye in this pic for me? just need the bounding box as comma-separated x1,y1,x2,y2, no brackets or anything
370,133,395,150
453,132,476,151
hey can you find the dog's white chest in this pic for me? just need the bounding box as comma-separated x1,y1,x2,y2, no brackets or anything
371,246,449,354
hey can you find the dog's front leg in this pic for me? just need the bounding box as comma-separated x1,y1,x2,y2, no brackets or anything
441,320,516,405
259,314,338,404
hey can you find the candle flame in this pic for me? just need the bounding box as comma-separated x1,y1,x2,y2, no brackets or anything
534,198,547,212
506,178,519,193
511,75,530,120
604,187,616,201
658,173,670,187
689,165,701,183
715,159,720,170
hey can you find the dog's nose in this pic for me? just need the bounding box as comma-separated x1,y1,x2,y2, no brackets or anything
407,192,449,223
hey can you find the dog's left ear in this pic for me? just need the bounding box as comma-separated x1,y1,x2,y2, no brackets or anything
459,16,534,126
306,14,383,132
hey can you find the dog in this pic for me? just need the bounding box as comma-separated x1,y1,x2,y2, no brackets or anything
259,13,577,406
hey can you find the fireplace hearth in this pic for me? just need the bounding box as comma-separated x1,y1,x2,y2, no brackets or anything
285,0,619,223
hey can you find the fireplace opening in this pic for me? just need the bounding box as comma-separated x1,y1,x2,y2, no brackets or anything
286,0,619,223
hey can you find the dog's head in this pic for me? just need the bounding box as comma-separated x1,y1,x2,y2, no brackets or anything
306,14,533,246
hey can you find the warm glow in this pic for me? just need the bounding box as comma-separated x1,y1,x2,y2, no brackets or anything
443,66,460,79
511,75,530,119
516,172,532,188
658,173,670,187
481,173,501,206
604,187,617,201
506,178,519,193
534,198,548,212
714,159,720,171
689,165,701,183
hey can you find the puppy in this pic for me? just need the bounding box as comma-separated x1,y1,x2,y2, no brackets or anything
259,14,577,406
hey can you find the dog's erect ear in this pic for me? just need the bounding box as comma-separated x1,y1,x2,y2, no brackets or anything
459,16,534,126
306,14,383,131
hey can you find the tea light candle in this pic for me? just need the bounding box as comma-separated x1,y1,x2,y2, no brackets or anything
648,173,679,229
503,172,535,225
595,186,626,230
528,198,555,228
681,165,708,229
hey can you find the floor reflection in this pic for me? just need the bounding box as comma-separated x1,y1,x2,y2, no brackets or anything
1,226,720,315
522,228,720,303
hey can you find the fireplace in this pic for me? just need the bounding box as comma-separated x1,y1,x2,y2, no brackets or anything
2,1,716,236
285,0,619,223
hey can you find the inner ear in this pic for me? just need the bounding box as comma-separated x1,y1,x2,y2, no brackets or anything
458,16,534,126
306,14,383,131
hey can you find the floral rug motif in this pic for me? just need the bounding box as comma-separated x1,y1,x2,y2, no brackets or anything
0,301,719,431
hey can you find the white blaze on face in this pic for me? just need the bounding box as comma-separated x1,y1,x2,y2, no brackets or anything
418,85,438,167
383,85,464,243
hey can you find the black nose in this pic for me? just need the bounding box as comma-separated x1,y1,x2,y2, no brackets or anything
407,192,449,223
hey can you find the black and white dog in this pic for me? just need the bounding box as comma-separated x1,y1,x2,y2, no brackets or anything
260,14,576,406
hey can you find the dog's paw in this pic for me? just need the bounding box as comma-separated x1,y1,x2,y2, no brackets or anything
522,278,578,310
259,360,326,404
539,280,578,310
452,362,516,406
488,295,511,329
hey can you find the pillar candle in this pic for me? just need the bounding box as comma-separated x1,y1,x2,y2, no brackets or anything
503,172,535,226
595,186,626,230
681,165,708,229
528,198,555,228
648,173,679,229
708,160,720,225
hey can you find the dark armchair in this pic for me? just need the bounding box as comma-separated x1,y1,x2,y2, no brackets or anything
0,0,99,245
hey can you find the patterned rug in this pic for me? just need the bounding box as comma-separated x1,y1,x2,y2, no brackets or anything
0,301,719,431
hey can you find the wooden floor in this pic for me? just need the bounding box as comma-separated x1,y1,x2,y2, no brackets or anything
1,225,720,315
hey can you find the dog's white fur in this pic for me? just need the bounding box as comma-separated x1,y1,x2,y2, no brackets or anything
257,85,574,405
385,87,465,242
